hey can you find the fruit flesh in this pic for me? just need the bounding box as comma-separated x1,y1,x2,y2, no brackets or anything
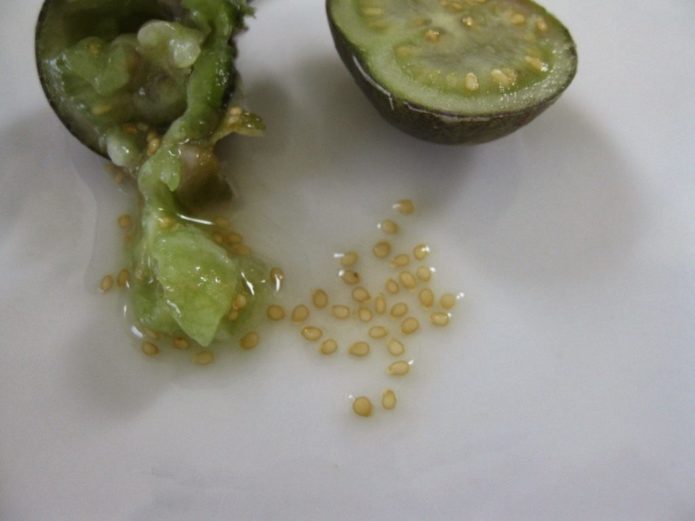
328,0,576,117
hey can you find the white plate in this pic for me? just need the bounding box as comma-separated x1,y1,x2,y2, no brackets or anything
2,1,695,519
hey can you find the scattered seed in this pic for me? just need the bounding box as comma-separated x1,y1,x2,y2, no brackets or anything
425,29,441,42
464,72,480,91
312,289,329,308
147,137,161,156
387,338,406,356
401,317,420,335
232,293,248,310
382,389,397,410
349,341,370,356
230,244,251,256
240,332,260,350
91,103,112,116
394,199,415,215
331,305,351,319
380,219,399,234
214,216,231,229
419,288,435,308
314,337,337,356
266,305,286,321
352,286,371,303
525,55,547,72
226,232,243,244
362,6,384,16
100,275,114,293
228,309,239,321
292,304,310,323
212,232,224,245
340,270,360,285
413,243,430,260
385,278,400,294
416,266,432,282
431,312,450,326
116,269,130,288
358,307,373,322
340,251,359,267
270,267,285,291
301,326,323,342
461,16,474,27
390,302,409,318
172,336,190,350
158,216,174,229
440,293,457,310
491,68,512,88
511,13,526,25
388,360,411,376
193,350,214,365
353,396,373,417
141,341,159,357
369,326,388,339
374,294,387,315
391,254,410,268
399,271,417,289
117,214,132,229
536,17,548,32
373,241,392,258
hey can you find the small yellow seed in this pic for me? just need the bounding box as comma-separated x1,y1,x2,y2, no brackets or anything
525,55,547,72
117,214,132,229
461,16,474,27
230,244,251,256
331,305,351,319
340,270,360,285
352,286,371,303
158,216,174,229
320,338,338,355
399,271,417,289
214,216,231,229
373,241,392,258
369,326,388,339
391,254,410,268
172,336,190,350
387,338,405,356
385,278,400,294
141,341,159,357
270,267,285,291
292,304,310,323
425,29,441,42
213,233,225,245
511,13,526,25
401,317,420,335
266,304,286,321
349,341,370,356
353,396,373,417
431,312,450,326
388,360,411,376
301,326,323,342
226,232,243,245
382,389,397,410
232,293,248,310
536,17,548,32
147,137,161,156
91,103,112,116
358,307,373,322
340,251,359,267
464,72,480,91
419,288,435,308
240,332,260,350
416,266,432,282
491,68,512,88
312,289,329,309
362,6,383,16
413,243,430,260
193,350,214,365
380,219,399,234
116,269,130,288
390,302,409,318
374,294,387,315
228,309,239,321
100,275,114,293
394,199,415,215
440,293,457,310
449,1,464,11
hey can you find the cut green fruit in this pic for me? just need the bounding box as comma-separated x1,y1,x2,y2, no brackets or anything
326,0,577,144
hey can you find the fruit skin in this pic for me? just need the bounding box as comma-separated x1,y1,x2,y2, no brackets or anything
326,1,578,145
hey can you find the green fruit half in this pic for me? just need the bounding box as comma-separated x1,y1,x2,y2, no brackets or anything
327,0,578,144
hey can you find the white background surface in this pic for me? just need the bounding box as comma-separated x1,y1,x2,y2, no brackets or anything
2,1,695,520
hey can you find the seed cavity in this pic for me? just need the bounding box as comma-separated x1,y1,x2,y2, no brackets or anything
368,326,388,339
353,396,373,417
382,389,397,410
401,317,420,335
312,289,329,308
266,304,286,321
301,326,323,342
373,241,392,258
349,341,370,357
320,338,338,355
388,360,411,376
240,332,260,350
192,350,214,365
292,304,310,323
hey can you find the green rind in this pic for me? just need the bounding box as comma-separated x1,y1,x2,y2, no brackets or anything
326,0,577,144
